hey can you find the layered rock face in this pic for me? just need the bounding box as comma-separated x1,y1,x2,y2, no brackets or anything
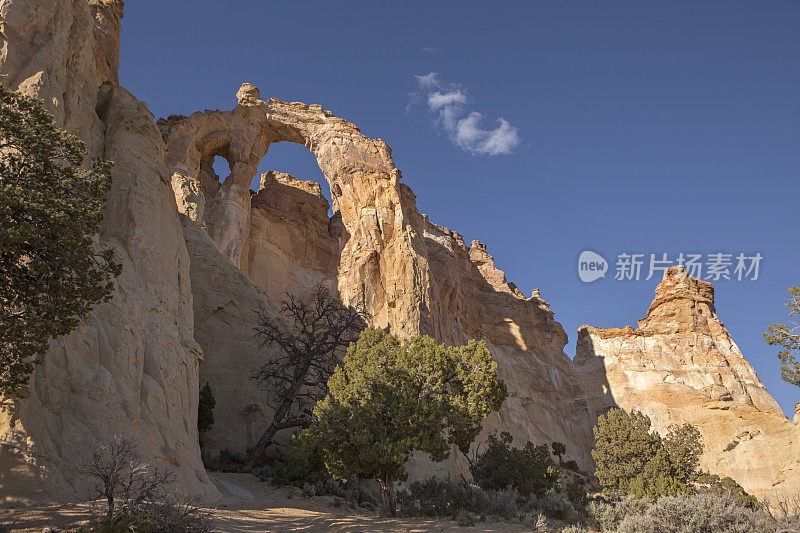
0,0,216,503
575,266,800,500
0,0,795,507
160,85,597,473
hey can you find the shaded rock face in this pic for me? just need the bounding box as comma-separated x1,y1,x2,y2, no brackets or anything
0,0,216,503
575,266,799,500
244,171,343,301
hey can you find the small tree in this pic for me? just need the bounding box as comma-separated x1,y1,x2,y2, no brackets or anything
197,382,215,434
764,285,800,388
551,441,566,465
0,85,121,398
591,408,701,498
664,423,703,483
592,409,661,494
250,285,366,463
302,327,507,516
84,435,174,521
471,432,559,499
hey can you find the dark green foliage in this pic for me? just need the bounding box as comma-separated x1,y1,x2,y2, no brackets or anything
395,477,518,520
470,431,560,499
270,436,330,487
537,490,575,520
266,436,378,510
664,423,703,483
0,84,120,398
592,409,661,494
626,445,688,499
564,459,580,471
551,441,566,464
764,285,800,388
695,473,759,509
591,408,701,498
203,448,250,473
566,479,589,507
303,328,507,515
197,382,215,434
456,509,477,527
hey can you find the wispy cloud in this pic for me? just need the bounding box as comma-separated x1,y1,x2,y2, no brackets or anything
411,72,519,156
414,72,441,90
427,90,467,110
420,46,439,53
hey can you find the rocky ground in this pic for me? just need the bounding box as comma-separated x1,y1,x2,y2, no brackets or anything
0,473,529,532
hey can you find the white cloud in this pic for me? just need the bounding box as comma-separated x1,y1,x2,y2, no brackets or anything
411,73,520,156
414,72,441,90
420,46,439,53
427,90,467,110
452,113,519,155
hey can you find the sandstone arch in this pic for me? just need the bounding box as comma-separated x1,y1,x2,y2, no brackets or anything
159,83,429,332
160,84,599,476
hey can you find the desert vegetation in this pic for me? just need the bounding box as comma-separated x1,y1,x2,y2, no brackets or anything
82,435,212,532
299,327,508,515
765,284,800,389
249,285,367,463
0,85,120,398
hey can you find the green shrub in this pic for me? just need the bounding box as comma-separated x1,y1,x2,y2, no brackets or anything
566,479,588,508
538,490,574,521
695,473,759,509
563,460,579,471
203,448,250,473
471,432,559,499
591,408,699,498
587,500,618,531
587,497,650,531
551,441,566,464
456,509,477,527
270,437,330,487
265,439,378,510
396,477,518,520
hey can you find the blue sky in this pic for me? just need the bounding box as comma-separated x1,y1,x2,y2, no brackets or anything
120,1,799,416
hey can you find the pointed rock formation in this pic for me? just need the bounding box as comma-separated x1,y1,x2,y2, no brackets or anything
576,266,800,500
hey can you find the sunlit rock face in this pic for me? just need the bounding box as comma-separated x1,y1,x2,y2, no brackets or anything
575,266,800,500
0,0,795,507
0,0,216,503
159,84,597,474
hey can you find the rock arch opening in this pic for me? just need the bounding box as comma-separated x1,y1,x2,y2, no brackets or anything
212,155,232,184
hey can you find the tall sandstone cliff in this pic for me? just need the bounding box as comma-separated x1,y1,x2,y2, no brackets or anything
159,83,596,476
575,266,800,500
0,0,795,506
0,0,216,502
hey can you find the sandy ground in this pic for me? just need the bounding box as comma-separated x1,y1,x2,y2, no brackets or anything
0,473,528,532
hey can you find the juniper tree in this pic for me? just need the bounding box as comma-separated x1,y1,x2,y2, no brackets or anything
197,382,215,434
302,328,508,516
0,84,120,399
592,408,702,498
551,441,566,465
764,285,800,388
